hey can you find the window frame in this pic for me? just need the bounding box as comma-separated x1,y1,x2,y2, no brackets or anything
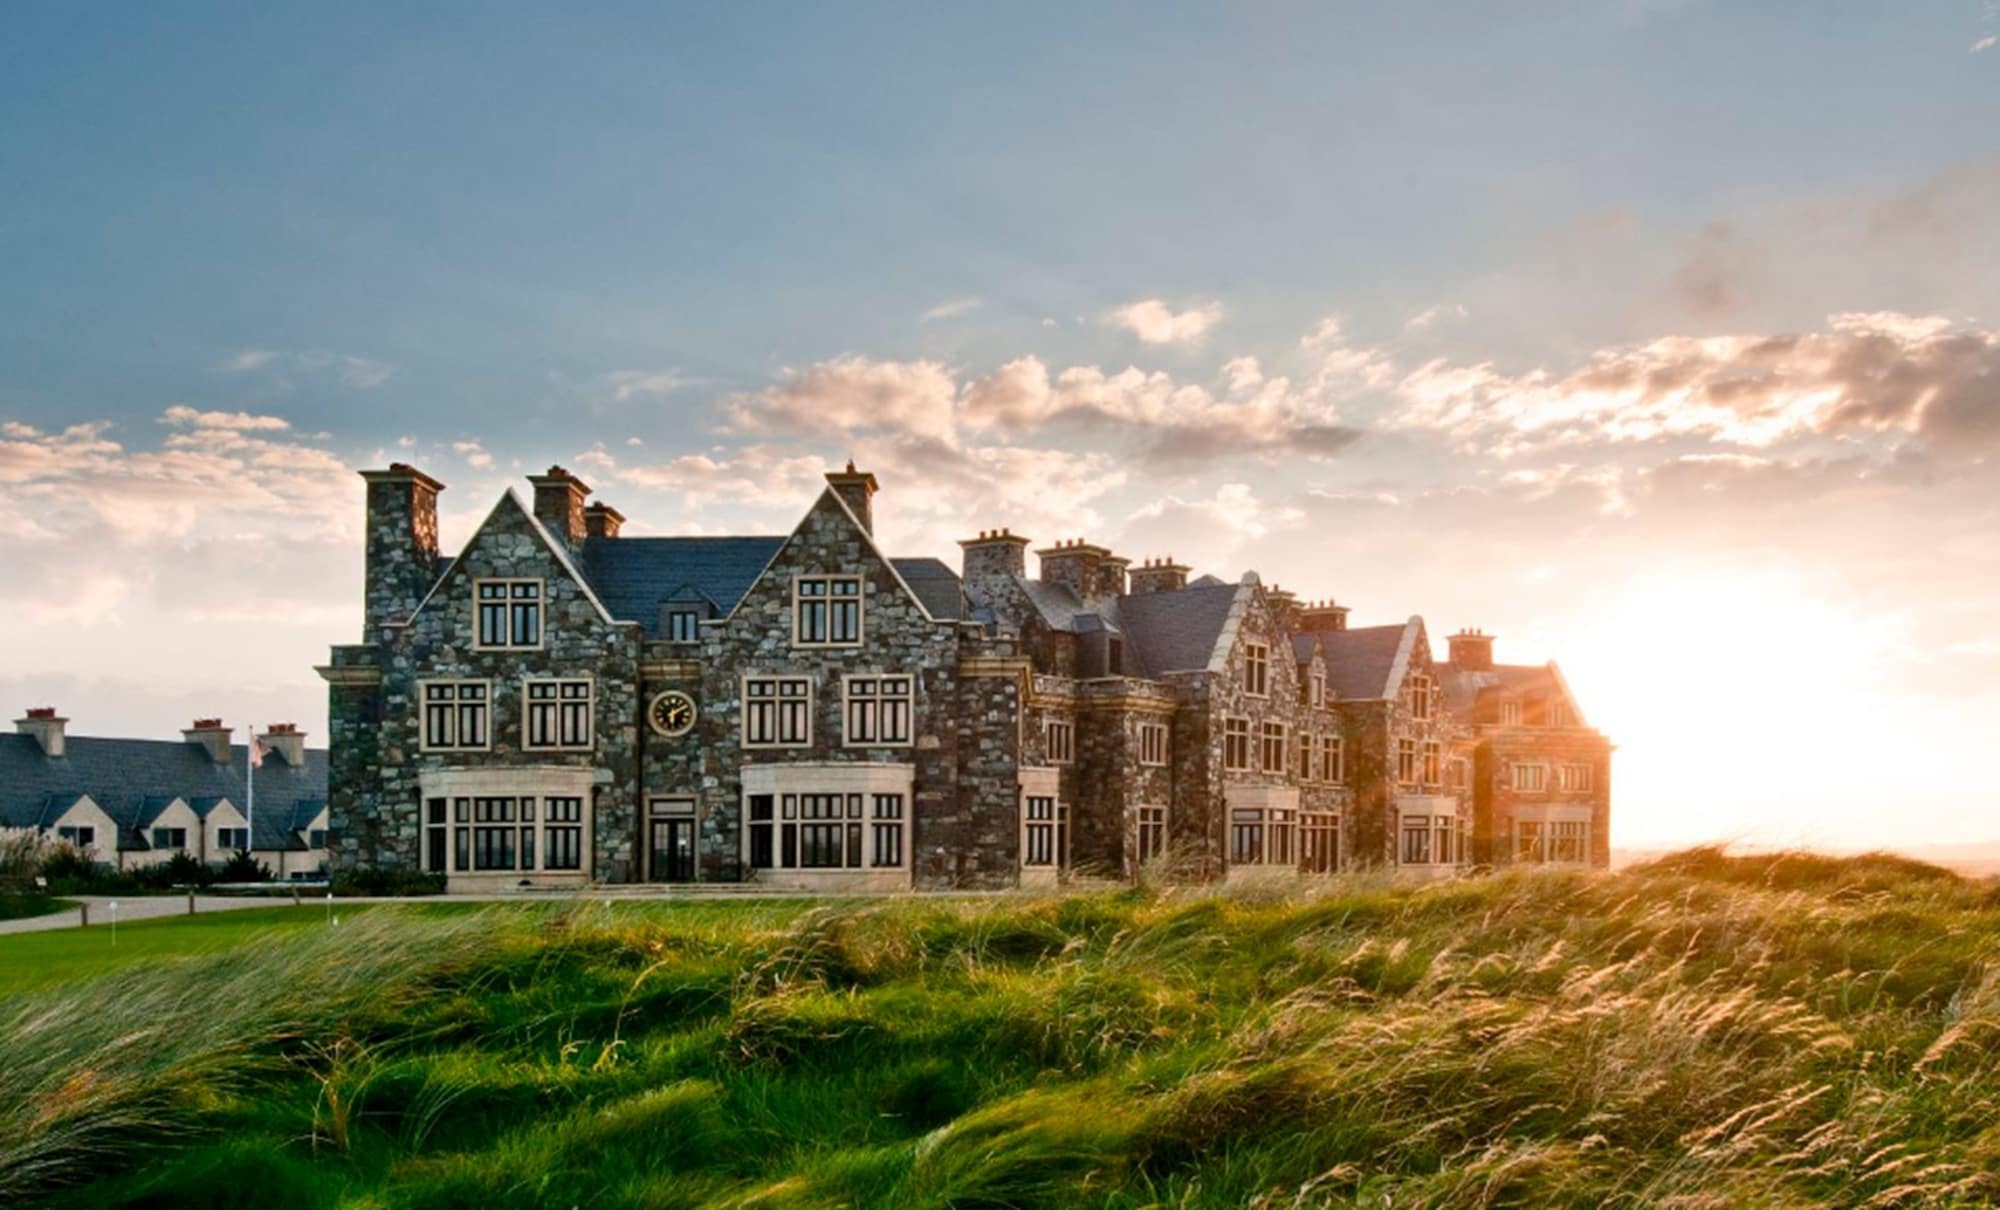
1319,734,1344,784
742,675,814,749
1044,719,1075,766
1260,721,1287,773
1134,803,1167,867
1498,699,1522,727
1396,737,1419,785
419,679,492,753
217,826,251,851
843,673,915,748
1422,739,1443,787
1243,642,1270,698
1559,762,1594,793
522,676,595,752
1409,674,1433,720
664,608,702,644
792,574,864,648
1513,761,1549,794
473,579,545,650
1222,716,1251,772
1138,721,1169,767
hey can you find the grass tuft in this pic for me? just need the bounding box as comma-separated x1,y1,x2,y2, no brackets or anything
6,851,2000,1207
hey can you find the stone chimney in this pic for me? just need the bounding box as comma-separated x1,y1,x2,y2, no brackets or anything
1097,555,1130,600
1448,628,1495,671
1036,539,1110,604
259,722,307,767
360,463,443,637
184,718,233,764
825,462,879,534
1299,599,1351,633
15,707,66,758
528,466,591,549
1266,584,1303,631
1128,557,1189,595
583,502,625,540
958,529,1029,608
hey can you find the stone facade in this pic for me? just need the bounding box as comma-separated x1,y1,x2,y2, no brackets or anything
323,462,1612,892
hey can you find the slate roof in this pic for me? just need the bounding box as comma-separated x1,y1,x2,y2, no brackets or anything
1013,576,1087,631
890,558,964,621
1318,623,1415,700
576,537,962,636
0,733,329,852
1438,662,1570,717
1114,582,1243,677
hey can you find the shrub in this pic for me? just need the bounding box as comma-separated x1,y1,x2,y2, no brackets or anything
216,850,273,883
330,868,447,897
133,853,216,890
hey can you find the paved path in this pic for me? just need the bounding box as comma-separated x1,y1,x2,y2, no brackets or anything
0,894,307,936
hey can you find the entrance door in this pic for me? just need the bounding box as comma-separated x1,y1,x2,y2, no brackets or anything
648,798,697,882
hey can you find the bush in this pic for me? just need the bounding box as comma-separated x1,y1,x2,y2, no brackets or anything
215,850,273,883
133,853,215,890
330,868,447,898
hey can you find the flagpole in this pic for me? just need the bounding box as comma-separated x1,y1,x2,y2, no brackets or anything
246,726,255,859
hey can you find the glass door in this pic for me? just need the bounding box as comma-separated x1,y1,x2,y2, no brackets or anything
648,798,696,882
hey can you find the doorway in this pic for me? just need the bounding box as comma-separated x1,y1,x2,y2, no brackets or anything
649,798,697,882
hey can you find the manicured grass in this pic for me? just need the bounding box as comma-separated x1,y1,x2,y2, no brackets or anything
0,903,483,995
7,853,2000,1207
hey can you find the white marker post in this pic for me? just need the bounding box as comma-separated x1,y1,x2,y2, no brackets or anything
108,900,119,946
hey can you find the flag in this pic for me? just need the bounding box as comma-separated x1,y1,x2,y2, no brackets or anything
248,734,266,768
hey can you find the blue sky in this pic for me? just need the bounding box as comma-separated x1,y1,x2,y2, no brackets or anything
4,3,1998,849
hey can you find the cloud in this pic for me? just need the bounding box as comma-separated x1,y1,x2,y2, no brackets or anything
960,356,1360,464
602,370,692,402
219,351,280,372
1405,303,1469,330
1389,311,2000,457
727,355,960,446
215,350,394,390
1108,299,1223,345
1974,34,1996,52
161,405,291,432
452,440,494,470
920,297,983,323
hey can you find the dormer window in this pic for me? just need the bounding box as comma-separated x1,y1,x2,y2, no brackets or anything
1310,670,1326,708
665,608,701,643
795,576,862,646
1498,700,1522,727
1547,702,1574,727
1244,643,1269,697
476,580,543,649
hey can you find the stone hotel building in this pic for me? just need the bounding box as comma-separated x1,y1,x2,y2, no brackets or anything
320,462,1611,891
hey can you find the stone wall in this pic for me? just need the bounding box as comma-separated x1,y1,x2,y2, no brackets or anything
332,492,644,880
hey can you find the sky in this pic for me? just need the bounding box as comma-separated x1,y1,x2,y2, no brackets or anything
3,3,1998,852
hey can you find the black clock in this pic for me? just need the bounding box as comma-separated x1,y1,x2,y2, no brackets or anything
648,690,697,737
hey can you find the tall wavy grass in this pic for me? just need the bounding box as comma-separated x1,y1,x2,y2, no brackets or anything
6,850,2000,1207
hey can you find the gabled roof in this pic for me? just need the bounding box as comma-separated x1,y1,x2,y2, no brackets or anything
0,733,329,852
1115,582,1245,677
409,489,617,629
1319,621,1420,701
581,535,785,635
573,523,962,638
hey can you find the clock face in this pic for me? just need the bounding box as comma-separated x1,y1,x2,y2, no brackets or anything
649,690,697,737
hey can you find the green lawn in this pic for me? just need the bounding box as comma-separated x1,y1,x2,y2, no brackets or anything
6,852,2000,1208
0,904,437,994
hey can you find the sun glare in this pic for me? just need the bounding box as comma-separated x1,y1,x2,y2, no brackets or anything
1555,569,1902,850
